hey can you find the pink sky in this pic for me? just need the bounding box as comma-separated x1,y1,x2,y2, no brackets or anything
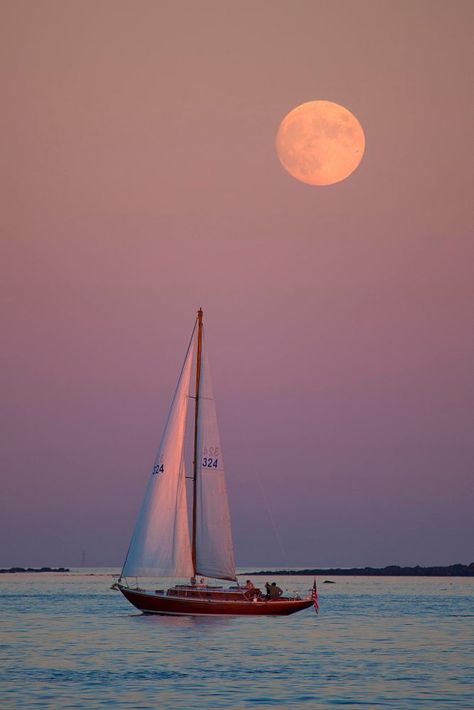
1,0,473,568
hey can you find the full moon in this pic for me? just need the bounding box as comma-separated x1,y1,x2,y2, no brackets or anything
276,100,365,186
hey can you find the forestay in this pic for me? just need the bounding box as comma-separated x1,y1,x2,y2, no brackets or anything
195,335,236,581
122,332,195,578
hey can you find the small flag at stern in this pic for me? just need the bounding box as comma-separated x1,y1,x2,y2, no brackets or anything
312,577,319,613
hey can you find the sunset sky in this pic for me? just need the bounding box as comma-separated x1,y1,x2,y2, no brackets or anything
1,0,473,568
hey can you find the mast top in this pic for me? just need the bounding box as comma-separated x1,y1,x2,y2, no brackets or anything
197,308,203,321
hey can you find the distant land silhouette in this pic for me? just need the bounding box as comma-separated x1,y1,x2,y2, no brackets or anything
2,563,473,576
251,563,474,577
0,567,70,574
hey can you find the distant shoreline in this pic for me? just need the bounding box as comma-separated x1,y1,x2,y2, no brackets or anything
0,567,70,574
249,563,474,577
2,563,473,577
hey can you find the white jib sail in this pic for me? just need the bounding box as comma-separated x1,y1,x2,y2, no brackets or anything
122,333,195,578
195,335,236,581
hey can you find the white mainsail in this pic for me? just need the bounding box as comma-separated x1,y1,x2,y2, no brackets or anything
194,336,237,581
121,332,195,578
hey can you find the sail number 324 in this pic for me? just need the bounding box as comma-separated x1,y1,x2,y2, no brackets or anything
202,446,219,468
202,457,219,468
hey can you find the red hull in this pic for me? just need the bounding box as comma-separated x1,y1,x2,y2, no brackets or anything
117,585,313,616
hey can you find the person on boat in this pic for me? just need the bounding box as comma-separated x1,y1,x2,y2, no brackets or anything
190,576,196,586
265,582,283,598
270,582,283,598
245,579,255,590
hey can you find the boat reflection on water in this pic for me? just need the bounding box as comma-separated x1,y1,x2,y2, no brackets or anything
128,611,234,630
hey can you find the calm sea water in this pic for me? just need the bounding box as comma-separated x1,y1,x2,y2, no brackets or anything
1,570,472,709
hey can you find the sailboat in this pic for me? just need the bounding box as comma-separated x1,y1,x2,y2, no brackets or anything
113,309,314,616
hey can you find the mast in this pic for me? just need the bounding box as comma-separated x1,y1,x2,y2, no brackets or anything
191,308,203,576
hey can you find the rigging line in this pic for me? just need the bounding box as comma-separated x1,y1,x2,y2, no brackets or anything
254,467,289,572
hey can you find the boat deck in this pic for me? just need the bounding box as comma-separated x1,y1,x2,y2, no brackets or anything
166,584,262,601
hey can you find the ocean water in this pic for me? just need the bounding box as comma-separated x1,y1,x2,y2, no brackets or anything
1,570,472,709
